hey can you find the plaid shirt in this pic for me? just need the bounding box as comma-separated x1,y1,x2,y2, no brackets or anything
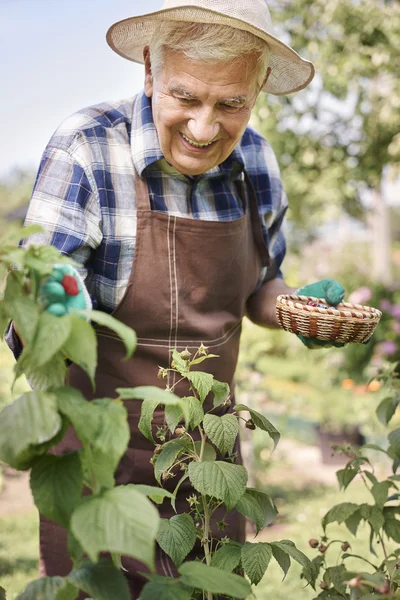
24,90,288,312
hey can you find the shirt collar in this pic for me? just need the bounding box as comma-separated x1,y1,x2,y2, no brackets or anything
131,90,245,180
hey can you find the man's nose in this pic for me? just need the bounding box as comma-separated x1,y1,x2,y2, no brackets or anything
187,108,219,143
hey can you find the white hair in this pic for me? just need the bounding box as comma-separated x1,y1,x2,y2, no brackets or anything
149,21,270,89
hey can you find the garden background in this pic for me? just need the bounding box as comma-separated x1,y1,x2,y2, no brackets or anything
0,0,399,598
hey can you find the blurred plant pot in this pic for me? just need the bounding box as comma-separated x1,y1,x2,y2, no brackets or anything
315,425,366,465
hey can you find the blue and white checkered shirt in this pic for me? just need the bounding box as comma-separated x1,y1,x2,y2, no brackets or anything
23,90,288,313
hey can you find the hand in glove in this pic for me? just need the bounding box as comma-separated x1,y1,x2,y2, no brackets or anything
40,265,92,317
296,278,345,349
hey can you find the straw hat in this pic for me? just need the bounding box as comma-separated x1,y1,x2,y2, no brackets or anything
106,0,315,96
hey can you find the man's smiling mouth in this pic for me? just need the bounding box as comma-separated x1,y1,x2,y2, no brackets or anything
181,133,216,148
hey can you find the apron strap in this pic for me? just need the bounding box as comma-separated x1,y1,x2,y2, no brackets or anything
135,170,151,211
239,172,271,268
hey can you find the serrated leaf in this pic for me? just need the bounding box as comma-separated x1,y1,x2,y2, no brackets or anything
171,349,189,375
376,397,399,426
141,579,191,600
138,398,159,443
68,558,130,600
16,348,67,390
388,429,400,456
16,577,76,600
211,379,230,408
70,485,159,569
133,485,174,505
364,471,378,485
118,386,182,405
154,437,190,484
337,467,358,490
0,391,62,469
4,223,45,244
241,542,272,585
322,503,360,531
345,509,362,536
79,310,136,360
179,562,251,598
324,564,348,595
157,514,196,566
234,404,280,450
81,446,118,490
29,312,71,367
30,452,83,527
189,354,219,366
188,461,247,510
359,504,385,534
236,488,278,534
271,540,315,585
211,542,242,572
165,404,183,434
371,481,391,509
271,544,291,580
203,414,239,456
193,441,216,462
185,397,204,429
62,316,97,387
383,509,400,542
6,296,39,345
186,371,214,403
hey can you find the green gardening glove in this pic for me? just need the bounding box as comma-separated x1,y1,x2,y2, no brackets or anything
40,265,91,317
296,278,346,349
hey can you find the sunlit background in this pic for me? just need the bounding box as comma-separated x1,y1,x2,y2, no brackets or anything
0,0,399,599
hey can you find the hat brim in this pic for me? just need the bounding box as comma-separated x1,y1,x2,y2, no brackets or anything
106,6,315,95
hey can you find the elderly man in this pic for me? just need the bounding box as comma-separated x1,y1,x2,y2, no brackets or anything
9,0,345,596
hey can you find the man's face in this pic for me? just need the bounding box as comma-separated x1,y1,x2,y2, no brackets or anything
144,48,265,176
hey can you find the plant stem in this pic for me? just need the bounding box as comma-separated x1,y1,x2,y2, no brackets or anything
202,495,213,600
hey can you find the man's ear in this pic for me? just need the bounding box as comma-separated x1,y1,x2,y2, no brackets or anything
261,67,272,90
143,45,154,97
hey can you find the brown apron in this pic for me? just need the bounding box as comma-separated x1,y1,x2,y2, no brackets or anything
40,163,270,598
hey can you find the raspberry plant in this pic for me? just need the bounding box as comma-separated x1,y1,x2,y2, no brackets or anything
301,363,400,599
0,227,316,599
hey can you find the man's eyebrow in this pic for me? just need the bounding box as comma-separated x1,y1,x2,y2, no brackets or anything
221,96,247,105
169,84,197,99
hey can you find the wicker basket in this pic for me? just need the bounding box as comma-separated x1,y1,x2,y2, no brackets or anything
276,295,382,344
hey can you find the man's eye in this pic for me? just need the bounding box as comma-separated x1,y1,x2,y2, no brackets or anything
177,97,193,104
222,104,241,112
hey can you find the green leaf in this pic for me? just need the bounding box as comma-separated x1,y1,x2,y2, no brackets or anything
16,577,76,600
7,296,39,345
211,380,230,408
171,349,189,374
79,310,136,360
165,404,183,434
211,542,242,572
322,503,360,531
141,579,191,600
70,485,159,570
271,544,291,580
203,414,239,456
28,313,71,367
157,514,196,566
186,371,214,403
179,562,251,598
270,540,315,584
345,509,362,536
236,488,278,533
234,404,280,450
193,441,216,461
241,541,272,585
132,485,174,505
188,461,247,510
185,397,204,429
189,354,219,366
81,446,117,490
154,437,190,484
0,391,62,469
376,397,399,426
68,558,130,600
16,348,67,391
324,565,348,595
0,587,5,600
371,481,391,509
383,509,400,542
336,468,358,490
118,386,182,405
359,504,385,534
138,398,159,443
5,223,45,244
388,429,400,457
30,452,83,527
55,389,129,474
62,316,97,387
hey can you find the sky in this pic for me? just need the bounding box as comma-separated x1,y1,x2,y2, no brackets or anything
0,0,162,177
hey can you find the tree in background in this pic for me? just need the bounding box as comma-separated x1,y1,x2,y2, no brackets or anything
253,0,400,283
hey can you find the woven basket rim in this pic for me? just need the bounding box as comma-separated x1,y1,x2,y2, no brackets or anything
276,294,382,322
